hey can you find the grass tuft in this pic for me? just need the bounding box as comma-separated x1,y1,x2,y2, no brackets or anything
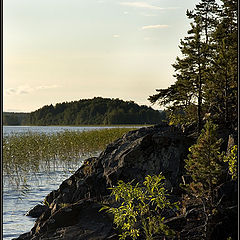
3,128,136,187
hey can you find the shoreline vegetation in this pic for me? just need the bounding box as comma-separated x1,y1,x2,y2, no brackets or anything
3,127,137,188
3,124,153,128
3,97,166,126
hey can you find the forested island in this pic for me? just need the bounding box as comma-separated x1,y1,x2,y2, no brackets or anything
3,97,166,126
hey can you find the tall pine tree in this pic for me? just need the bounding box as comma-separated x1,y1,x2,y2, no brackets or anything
149,0,237,132
205,0,238,129
184,120,224,239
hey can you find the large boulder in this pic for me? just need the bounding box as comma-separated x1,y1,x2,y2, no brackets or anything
14,124,195,240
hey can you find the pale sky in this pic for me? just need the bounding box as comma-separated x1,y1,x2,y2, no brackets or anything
3,0,198,112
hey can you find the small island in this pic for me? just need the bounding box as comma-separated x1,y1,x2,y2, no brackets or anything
3,97,166,126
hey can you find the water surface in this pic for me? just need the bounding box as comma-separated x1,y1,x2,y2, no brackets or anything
3,125,132,136
3,125,129,239
3,164,81,240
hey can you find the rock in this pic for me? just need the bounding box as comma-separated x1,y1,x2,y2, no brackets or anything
25,204,49,218
12,124,202,240
13,124,238,240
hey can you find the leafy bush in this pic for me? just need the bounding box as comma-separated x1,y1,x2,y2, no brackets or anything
101,174,178,240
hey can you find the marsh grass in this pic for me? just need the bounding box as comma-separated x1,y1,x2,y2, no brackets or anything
3,127,136,188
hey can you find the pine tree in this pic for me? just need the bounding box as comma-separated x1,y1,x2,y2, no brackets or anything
148,0,220,133
184,120,224,207
186,0,219,45
205,0,238,129
184,120,224,239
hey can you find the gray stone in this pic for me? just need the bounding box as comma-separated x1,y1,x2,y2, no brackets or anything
15,124,194,240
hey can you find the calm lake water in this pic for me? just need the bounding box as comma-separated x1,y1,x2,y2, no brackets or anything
3,125,132,136
2,125,136,240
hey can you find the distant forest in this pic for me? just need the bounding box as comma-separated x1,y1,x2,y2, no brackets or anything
3,97,166,126
3,112,30,126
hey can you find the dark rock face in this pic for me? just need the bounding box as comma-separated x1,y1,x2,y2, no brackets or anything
15,124,237,240
15,124,193,240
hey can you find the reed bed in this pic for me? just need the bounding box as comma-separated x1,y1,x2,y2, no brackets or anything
3,127,136,188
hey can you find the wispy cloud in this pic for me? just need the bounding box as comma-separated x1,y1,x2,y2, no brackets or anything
141,13,157,17
142,24,169,30
4,85,59,96
119,2,164,10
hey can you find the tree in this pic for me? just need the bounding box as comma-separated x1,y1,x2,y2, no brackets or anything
184,120,224,238
149,17,207,131
204,0,238,129
185,121,224,204
149,0,220,133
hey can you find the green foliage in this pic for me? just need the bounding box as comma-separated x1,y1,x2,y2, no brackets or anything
101,174,178,240
207,0,237,127
184,121,224,203
224,145,237,180
149,0,237,131
28,97,165,126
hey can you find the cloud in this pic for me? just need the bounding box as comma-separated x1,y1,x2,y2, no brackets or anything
142,24,169,30
141,13,157,17
36,85,59,90
113,34,120,38
119,2,164,10
4,85,59,96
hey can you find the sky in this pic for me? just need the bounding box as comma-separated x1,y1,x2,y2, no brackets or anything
3,0,199,112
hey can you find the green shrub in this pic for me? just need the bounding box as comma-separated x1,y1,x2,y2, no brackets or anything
100,174,178,240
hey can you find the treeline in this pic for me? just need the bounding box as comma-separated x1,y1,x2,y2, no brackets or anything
28,97,165,126
3,112,30,126
149,0,237,133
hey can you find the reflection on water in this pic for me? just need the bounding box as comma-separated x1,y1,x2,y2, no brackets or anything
3,125,138,239
3,162,81,240
3,125,133,136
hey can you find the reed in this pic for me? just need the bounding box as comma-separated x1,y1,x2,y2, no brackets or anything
3,127,136,187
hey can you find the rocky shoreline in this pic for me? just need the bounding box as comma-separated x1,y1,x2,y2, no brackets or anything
14,124,237,240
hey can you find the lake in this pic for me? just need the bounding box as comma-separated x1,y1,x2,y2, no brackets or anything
2,125,136,240
3,125,133,136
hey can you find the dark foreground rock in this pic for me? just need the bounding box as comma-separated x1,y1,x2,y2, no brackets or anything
14,124,237,240
25,204,48,218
